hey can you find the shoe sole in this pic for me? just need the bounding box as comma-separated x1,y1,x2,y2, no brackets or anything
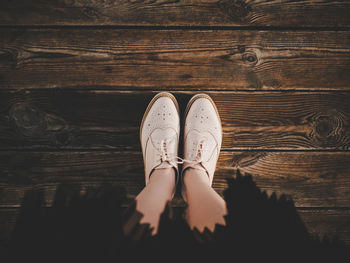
140,92,180,142
184,93,222,131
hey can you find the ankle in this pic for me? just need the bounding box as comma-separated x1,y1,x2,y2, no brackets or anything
149,167,176,187
183,168,210,187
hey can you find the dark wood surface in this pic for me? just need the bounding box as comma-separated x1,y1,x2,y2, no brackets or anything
0,90,349,150
0,0,350,27
1,208,349,251
1,151,350,207
299,209,350,244
1,29,350,90
0,0,350,248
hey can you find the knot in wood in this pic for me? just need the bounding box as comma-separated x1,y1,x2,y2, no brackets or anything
82,6,99,19
237,45,246,53
217,0,252,21
242,52,258,65
315,115,333,137
310,111,345,147
9,103,47,137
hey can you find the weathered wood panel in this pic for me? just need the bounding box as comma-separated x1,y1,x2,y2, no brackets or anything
299,209,350,245
0,0,350,27
1,151,350,207
1,29,350,90
1,90,349,150
218,152,350,207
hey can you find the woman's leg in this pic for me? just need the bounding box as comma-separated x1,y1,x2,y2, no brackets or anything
135,168,176,234
132,92,180,236
184,168,227,232
181,94,226,233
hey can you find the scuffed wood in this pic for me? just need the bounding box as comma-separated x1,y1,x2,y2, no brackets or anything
0,0,350,27
1,151,350,207
0,90,349,150
299,209,350,245
1,29,350,90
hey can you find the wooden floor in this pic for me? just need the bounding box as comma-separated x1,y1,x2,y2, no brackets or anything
1,0,350,247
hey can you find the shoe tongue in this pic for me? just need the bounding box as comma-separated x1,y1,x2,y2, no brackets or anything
150,128,177,170
150,128,177,150
188,130,217,162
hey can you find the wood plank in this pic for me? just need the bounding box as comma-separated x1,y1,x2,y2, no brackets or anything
299,209,350,246
1,29,350,90
1,90,349,150
1,208,350,248
218,151,350,208
0,0,350,27
1,151,350,207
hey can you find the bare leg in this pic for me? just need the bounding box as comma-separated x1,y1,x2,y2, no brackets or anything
184,168,227,232
135,168,176,235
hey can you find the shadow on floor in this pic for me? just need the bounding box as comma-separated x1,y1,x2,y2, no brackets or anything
4,170,349,262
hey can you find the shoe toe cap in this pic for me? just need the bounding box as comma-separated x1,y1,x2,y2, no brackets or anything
141,97,180,148
185,98,222,138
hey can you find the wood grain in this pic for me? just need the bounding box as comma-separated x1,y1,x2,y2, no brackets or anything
0,0,350,27
218,151,350,208
299,209,350,245
1,29,350,90
1,151,350,207
1,90,349,150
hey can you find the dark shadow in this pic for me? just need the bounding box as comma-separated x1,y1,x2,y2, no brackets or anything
5,170,349,262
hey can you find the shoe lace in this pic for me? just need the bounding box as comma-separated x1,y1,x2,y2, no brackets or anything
184,139,205,165
158,139,205,166
158,139,183,165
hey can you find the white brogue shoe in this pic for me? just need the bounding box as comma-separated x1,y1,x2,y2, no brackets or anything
140,92,180,190
182,94,222,199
